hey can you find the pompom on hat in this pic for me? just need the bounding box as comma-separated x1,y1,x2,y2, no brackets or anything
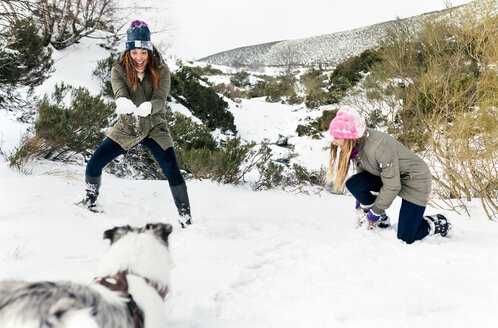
125,20,153,52
329,106,366,139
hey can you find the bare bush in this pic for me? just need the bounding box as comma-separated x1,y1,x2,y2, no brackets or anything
214,83,243,100
364,0,498,219
1,0,115,49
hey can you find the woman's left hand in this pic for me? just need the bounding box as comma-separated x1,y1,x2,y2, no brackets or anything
135,102,152,117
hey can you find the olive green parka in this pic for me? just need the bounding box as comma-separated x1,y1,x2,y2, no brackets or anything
352,129,432,214
106,53,173,151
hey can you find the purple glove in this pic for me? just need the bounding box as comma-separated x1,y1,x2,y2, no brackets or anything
367,209,381,222
356,200,373,212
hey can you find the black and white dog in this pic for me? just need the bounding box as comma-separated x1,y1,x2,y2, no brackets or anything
0,223,173,328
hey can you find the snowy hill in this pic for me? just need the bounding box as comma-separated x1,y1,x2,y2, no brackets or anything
198,0,494,67
199,19,397,67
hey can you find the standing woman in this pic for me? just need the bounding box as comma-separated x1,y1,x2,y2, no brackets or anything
79,20,191,227
327,106,450,244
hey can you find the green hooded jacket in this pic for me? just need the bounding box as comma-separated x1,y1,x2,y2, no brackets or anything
106,54,173,151
352,129,432,214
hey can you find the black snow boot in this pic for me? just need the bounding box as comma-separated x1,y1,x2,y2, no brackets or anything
424,214,451,237
377,213,391,229
77,175,101,212
170,182,192,228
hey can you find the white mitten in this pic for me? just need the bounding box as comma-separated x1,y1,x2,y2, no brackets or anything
115,97,136,115
134,101,152,117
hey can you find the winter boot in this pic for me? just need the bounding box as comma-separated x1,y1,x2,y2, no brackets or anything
424,214,451,237
77,175,101,212
170,182,192,228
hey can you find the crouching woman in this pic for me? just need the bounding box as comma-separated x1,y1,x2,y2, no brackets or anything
327,106,450,244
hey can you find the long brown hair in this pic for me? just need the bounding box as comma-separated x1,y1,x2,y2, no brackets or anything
121,46,162,91
327,138,360,193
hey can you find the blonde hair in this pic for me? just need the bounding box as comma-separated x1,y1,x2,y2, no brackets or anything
327,139,359,193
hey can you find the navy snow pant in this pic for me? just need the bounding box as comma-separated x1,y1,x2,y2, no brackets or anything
86,137,184,187
345,171,430,244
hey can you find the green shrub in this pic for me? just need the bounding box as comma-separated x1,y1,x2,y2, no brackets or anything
177,147,220,180
103,110,217,181
164,111,217,151
0,19,53,109
170,73,185,97
248,80,269,98
254,161,285,190
296,123,315,137
326,48,383,106
329,49,382,90
247,74,299,104
300,67,337,108
365,108,387,129
254,160,328,191
188,65,223,76
230,71,251,87
0,19,53,88
178,137,266,184
317,110,338,131
158,111,269,184
265,74,298,103
212,137,255,183
92,53,119,98
296,109,338,137
10,83,115,166
284,164,327,187
171,66,236,133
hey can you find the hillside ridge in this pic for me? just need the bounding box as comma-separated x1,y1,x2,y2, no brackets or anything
198,0,490,67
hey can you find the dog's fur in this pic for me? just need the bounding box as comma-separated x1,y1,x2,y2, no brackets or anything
0,223,173,328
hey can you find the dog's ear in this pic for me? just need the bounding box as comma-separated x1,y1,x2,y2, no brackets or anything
103,225,132,244
145,223,173,245
103,227,119,241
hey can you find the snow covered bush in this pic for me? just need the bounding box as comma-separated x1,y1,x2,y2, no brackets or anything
1,0,116,50
246,74,301,104
230,71,251,87
0,19,53,110
9,83,115,168
265,74,299,103
92,52,119,99
329,49,382,90
178,137,263,184
171,66,237,133
300,67,335,109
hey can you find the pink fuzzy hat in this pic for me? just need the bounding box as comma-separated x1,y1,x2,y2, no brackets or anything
329,106,366,139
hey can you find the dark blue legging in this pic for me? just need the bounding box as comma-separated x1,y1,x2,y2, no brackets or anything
345,171,430,244
86,137,184,187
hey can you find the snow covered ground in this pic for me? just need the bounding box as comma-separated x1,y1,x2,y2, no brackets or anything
1,148,498,327
1,31,498,328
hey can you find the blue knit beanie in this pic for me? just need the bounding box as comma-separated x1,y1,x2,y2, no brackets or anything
125,20,153,52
